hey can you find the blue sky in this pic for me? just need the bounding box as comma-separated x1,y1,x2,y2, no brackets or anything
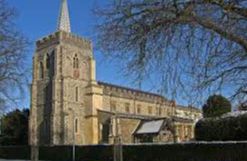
4,0,241,112
8,0,226,110
7,0,152,109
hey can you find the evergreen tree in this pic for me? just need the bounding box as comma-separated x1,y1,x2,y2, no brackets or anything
202,95,231,118
0,108,29,145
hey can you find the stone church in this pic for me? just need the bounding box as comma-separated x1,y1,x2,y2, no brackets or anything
29,0,202,146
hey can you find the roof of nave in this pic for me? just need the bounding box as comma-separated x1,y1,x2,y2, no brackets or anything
98,81,168,101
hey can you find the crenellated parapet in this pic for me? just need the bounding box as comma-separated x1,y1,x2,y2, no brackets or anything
36,31,92,52
98,81,174,105
176,105,201,113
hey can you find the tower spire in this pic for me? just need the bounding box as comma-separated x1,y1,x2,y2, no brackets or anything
57,0,71,32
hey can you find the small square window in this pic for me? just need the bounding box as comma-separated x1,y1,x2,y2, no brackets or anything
137,105,141,114
125,103,130,113
148,106,152,114
110,101,117,112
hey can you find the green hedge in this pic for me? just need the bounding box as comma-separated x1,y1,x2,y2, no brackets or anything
0,146,30,159
40,145,113,161
195,113,247,141
123,143,247,161
1,143,247,161
76,145,113,161
39,146,72,161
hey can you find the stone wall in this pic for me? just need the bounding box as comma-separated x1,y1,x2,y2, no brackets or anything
100,83,175,118
174,122,194,142
30,31,94,146
118,118,140,143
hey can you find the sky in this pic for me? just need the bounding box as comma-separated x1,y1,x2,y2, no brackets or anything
3,0,243,113
7,0,154,109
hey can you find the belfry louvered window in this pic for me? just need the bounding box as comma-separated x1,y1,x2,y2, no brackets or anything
39,62,44,79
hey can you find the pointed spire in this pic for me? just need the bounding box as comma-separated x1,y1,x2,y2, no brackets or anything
57,0,71,32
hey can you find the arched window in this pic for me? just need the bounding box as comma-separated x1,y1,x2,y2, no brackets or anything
73,57,76,68
46,51,55,78
76,58,79,69
39,62,44,79
75,118,79,133
46,54,50,69
75,87,79,102
44,119,48,135
73,54,79,69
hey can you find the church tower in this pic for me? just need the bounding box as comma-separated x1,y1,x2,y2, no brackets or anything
29,0,101,145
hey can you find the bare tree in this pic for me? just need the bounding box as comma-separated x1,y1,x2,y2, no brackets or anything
94,0,247,105
0,0,28,111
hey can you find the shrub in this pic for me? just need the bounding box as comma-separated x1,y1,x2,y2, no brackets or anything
0,109,29,145
195,112,247,141
1,144,247,161
39,146,72,161
0,146,30,159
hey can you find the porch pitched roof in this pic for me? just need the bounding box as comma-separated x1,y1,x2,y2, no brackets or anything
135,119,165,135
